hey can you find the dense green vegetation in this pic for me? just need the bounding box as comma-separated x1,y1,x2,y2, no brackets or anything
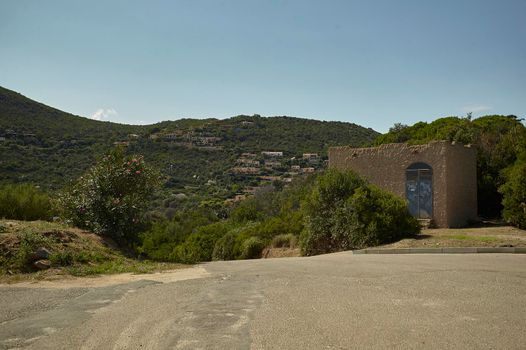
59,148,159,244
1,85,525,272
500,160,526,229
0,86,378,204
138,167,420,262
0,87,142,188
300,169,419,255
140,175,313,262
0,184,55,221
0,220,182,277
375,115,526,220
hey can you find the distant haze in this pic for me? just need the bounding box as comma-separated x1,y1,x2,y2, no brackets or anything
1,0,525,132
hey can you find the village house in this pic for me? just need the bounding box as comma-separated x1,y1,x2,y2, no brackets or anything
237,158,260,167
225,194,248,204
259,176,281,182
302,153,319,160
230,167,259,174
241,153,257,158
192,136,222,146
264,161,282,169
301,167,316,173
290,165,301,172
242,187,258,194
163,133,180,140
328,141,477,228
262,151,283,157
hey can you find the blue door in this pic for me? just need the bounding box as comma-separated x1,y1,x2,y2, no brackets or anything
406,163,433,219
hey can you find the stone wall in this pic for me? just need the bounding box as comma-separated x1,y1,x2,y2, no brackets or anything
328,141,477,227
445,143,478,227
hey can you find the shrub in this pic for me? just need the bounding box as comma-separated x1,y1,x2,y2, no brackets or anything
229,224,257,259
344,185,420,246
49,251,74,266
240,237,264,259
0,184,54,221
59,148,159,244
170,222,229,263
229,197,263,223
500,161,526,228
48,251,110,267
301,169,419,256
255,212,304,241
15,230,52,270
271,234,298,248
140,208,218,261
229,188,285,224
212,232,236,261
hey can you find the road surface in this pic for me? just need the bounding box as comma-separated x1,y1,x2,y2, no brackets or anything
1,253,525,349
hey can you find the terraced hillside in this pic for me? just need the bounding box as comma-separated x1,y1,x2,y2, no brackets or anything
0,86,379,202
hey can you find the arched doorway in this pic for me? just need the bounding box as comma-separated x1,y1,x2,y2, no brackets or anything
406,162,433,219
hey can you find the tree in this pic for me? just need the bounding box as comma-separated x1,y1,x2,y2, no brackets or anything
500,160,526,229
59,148,159,244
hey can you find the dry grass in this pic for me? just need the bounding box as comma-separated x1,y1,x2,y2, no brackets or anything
0,219,185,283
379,225,526,249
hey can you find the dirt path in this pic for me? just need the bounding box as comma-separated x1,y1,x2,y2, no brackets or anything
0,266,208,289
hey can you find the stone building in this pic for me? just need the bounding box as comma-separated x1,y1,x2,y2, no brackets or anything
328,141,477,228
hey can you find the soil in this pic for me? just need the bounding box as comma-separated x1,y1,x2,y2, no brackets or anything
379,225,526,249
262,247,301,258
0,266,206,289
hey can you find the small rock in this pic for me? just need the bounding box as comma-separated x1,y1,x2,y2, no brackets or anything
34,247,51,260
34,260,51,270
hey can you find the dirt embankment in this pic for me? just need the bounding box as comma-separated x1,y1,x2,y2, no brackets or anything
0,220,184,283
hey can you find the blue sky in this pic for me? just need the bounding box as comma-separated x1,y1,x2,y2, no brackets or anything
1,0,525,132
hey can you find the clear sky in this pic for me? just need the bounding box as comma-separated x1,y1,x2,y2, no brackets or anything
1,0,525,132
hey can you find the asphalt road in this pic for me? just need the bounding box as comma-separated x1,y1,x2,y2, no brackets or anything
1,253,525,349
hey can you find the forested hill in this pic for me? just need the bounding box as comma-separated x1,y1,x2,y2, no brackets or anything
0,86,142,140
0,86,379,196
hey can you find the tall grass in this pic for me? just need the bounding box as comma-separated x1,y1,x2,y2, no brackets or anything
0,184,54,220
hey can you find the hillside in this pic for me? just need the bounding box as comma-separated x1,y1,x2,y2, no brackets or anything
0,87,141,188
0,86,379,203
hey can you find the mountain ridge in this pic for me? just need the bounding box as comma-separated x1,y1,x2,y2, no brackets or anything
0,85,380,204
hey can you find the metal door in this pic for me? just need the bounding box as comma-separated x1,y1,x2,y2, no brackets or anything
406,163,433,219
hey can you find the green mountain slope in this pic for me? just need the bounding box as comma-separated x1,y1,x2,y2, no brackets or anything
0,86,379,198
